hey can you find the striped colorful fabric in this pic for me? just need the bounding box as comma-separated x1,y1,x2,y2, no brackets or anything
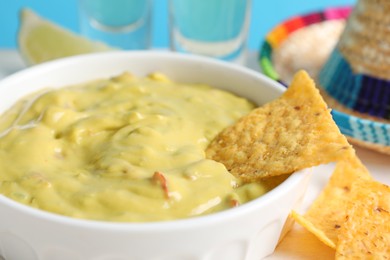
332,110,390,145
318,48,390,145
259,6,352,82
319,49,390,119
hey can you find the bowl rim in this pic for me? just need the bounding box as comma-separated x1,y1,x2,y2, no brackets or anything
0,50,307,231
2,50,286,93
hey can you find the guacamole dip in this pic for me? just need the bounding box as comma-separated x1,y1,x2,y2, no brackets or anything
0,73,280,222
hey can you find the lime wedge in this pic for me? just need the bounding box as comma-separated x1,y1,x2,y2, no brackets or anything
18,8,114,65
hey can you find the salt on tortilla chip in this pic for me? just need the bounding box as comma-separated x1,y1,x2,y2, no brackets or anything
336,178,390,259
206,70,352,181
292,152,371,249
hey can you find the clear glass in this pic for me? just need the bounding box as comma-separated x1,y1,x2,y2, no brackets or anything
169,0,251,64
78,0,151,50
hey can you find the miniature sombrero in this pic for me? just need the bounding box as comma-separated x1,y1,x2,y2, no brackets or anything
259,3,390,154
318,0,390,153
259,6,351,85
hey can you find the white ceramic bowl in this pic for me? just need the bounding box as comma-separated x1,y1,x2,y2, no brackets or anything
0,51,310,260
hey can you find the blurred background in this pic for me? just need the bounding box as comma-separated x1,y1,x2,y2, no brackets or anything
1,0,355,51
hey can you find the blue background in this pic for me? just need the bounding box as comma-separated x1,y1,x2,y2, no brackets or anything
0,0,356,50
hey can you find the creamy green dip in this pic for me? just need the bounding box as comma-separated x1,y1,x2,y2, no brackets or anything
0,72,280,222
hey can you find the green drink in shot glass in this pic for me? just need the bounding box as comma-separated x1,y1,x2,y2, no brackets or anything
78,0,151,50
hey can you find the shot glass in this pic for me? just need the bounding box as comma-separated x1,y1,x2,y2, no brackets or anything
169,0,251,64
78,0,152,50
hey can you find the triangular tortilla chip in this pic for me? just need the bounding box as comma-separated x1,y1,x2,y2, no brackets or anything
206,70,352,181
291,210,337,249
292,152,371,249
336,178,390,259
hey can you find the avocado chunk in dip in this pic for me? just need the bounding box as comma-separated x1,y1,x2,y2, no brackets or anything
0,73,283,222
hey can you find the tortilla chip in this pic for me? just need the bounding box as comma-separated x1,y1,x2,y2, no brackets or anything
291,210,337,249
258,174,291,191
206,70,352,181
336,178,390,259
292,152,371,249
